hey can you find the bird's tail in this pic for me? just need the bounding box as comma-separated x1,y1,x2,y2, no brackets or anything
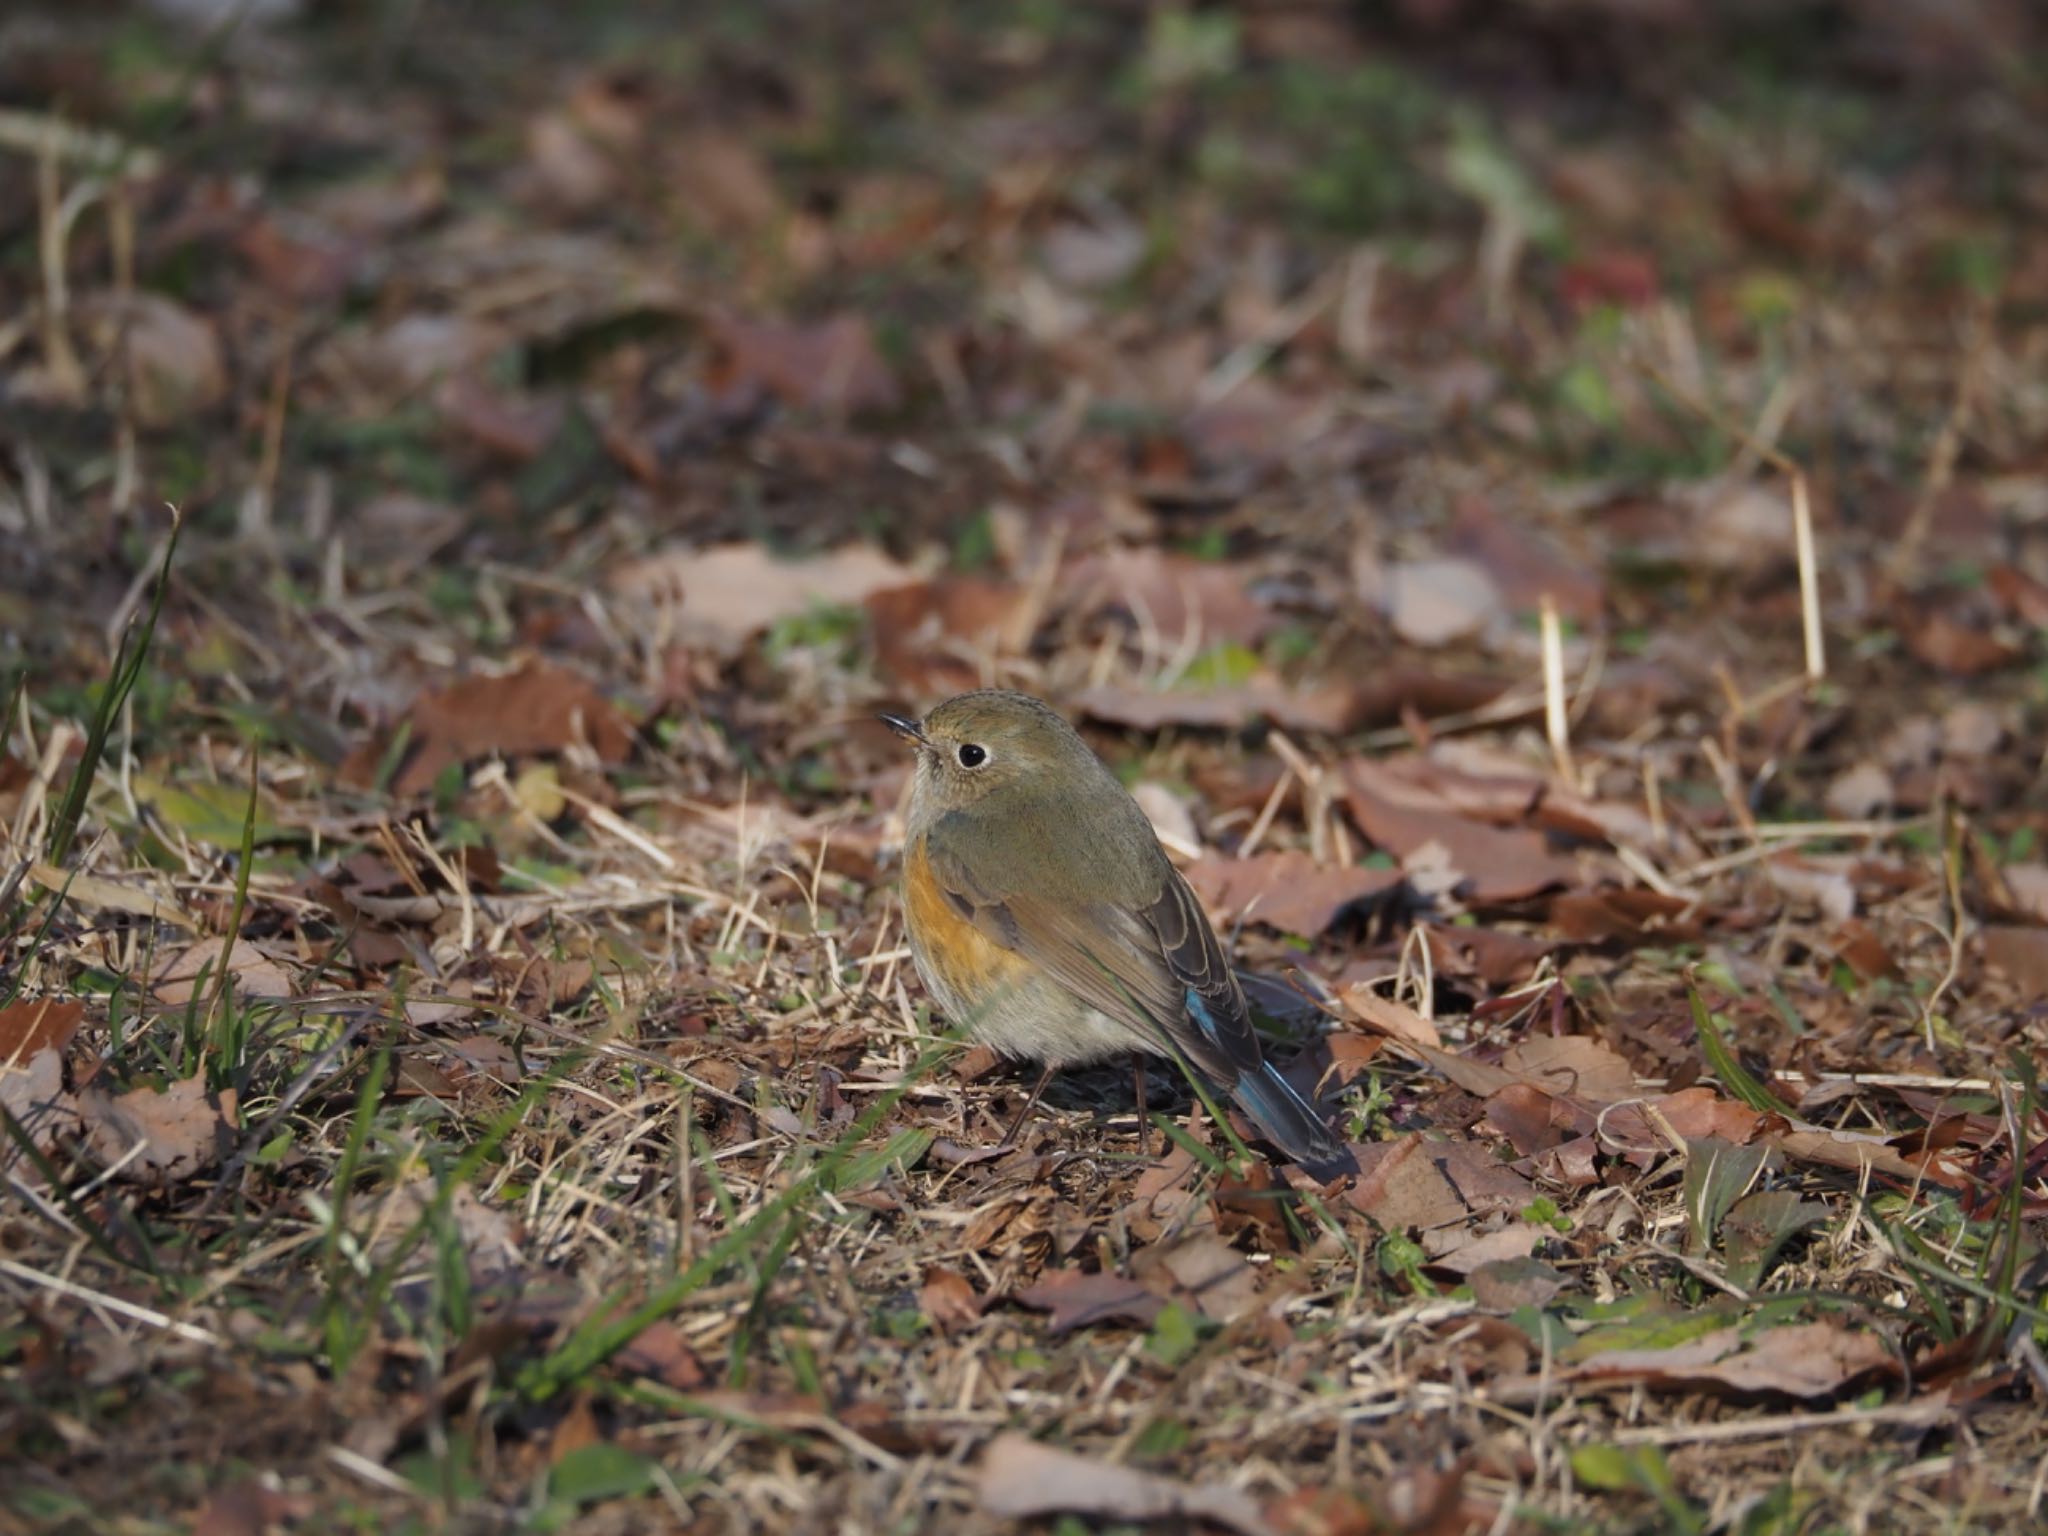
1230,1061,1354,1176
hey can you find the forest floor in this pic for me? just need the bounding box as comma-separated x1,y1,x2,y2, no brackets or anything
3,2,2047,1532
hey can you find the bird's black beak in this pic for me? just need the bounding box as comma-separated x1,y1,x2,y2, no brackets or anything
878,712,927,747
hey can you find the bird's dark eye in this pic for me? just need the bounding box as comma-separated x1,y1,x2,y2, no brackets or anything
957,743,988,768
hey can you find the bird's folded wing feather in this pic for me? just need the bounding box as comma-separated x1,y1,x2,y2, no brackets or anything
920,819,1264,1083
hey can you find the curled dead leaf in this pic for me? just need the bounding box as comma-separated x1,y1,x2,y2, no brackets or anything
1185,850,1402,936
79,1071,238,1186
975,1432,1271,1536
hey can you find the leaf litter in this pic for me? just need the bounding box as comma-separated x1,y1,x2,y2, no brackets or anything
1,4,2045,1533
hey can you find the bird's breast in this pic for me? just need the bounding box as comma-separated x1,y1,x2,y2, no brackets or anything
903,835,1033,1009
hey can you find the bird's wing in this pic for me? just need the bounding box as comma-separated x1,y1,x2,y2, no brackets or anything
919,812,1263,1084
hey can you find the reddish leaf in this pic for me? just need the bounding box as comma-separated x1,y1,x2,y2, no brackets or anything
1548,887,1701,943
1184,850,1403,936
867,578,1029,694
1484,1083,1595,1155
1985,925,2048,994
0,997,83,1062
706,311,900,417
1446,495,1605,623
919,1266,984,1333
347,659,634,796
1906,612,2020,676
1545,1321,1896,1401
1013,1269,1163,1334
1343,760,1579,903
1345,1134,1534,1231
78,1071,238,1187
1069,546,1275,646
1074,681,1367,736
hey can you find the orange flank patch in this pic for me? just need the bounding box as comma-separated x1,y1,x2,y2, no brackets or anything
905,836,1028,1005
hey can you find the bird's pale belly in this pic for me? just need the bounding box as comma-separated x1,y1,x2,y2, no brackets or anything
903,838,1154,1067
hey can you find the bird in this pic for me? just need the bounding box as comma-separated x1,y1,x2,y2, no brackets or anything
881,689,1348,1170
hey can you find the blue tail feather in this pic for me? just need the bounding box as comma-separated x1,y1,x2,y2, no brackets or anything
1230,1062,1351,1172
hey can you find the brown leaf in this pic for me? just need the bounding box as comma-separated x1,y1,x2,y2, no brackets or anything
1906,612,2020,676
0,1048,81,1154
1013,1269,1164,1334
1070,546,1277,647
1074,680,1369,737
151,940,294,1005
0,997,83,1063
1498,1036,1639,1103
867,578,1029,694
1371,556,1501,647
113,294,228,428
706,311,900,417
435,375,566,462
920,1267,984,1332
1469,1256,1568,1311
1345,1134,1533,1232
610,541,920,654
1772,1128,1971,1190
1483,1083,1595,1155
351,659,634,796
1996,864,2048,924
1547,887,1701,943
1987,564,2048,627
1135,1233,1261,1322
1420,923,1553,987
1553,1322,1895,1400
1342,760,1578,904
1985,925,2048,994
1184,851,1403,936
79,1071,237,1186
975,1432,1271,1536
667,130,783,235
187,1480,312,1536
1446,496,1605,624
1338,987,1442,1050
615,1320,710,1390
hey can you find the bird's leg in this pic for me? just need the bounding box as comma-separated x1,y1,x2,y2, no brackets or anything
996,1063,1057,1150
1132,1051,1149,1156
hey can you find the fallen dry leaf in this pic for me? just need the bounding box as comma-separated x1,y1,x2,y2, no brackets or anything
1184,850,1402,936
1070,546,1276,646
0,1048,81,1154
1905,611,2020,676
1983,925,2048,994
1134,1233,1261,1322
347,658,634,796
151,939,294,1005
975,1432,1272,1536
1346,1134,1534,1232
920,1266,985,1332
1013,1269,1164,1334
27,863,200,931
1548,887,1701,944
1373,556,1500,647
1498,1036,1639,1103
79,1071,238,1186
706,311,900,417
867,577,1028,694
1446,496,1605,624
610,541,921,654
1338,987,1443,1049
0,996,84,1064
1074,680,1366,735
1342,759,1579,904
1549,1321,1895,1400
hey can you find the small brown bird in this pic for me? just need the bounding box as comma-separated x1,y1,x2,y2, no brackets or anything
883,689,1345,1167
